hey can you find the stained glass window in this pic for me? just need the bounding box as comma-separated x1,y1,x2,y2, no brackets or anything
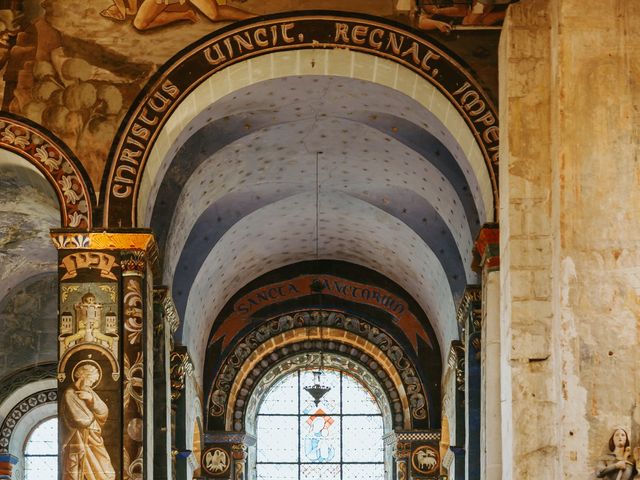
256,370,384,480
24,417,58,480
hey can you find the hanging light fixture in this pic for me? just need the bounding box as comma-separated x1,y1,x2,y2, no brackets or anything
304,370,331,406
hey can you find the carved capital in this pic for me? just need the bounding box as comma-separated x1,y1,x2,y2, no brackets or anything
154,286,180,335
230,443,247,460
51,231,156,251
473,223,499,272
170,346,194,401
121,250,146,274
447,341,465,392
456,286,481,345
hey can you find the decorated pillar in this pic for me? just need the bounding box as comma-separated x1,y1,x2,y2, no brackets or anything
52,231,157,480
200,433,254,480
456,286,481,480
474,224,501,480
0,454,17,479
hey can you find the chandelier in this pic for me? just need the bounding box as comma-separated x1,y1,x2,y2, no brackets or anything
304,370,331,406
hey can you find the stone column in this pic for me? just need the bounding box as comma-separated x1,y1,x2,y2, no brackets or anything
456,287,481,480
474,225,501,480
441,341,465,480
170,346,194,480
501,1,640,478
0,454,17,479
52,231,157,480
153,287,180,480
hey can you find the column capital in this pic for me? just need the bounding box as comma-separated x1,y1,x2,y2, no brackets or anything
154,286,181,336
456,286,481,347
447,341,465,392
51,229,159,276
51,229,156,251
170,346,194,401
204,431,256,446
473,223,500,272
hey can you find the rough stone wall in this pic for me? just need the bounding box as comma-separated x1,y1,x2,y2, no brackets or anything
500,0,640,478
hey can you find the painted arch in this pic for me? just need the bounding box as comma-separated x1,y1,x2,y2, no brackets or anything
100,12,499,228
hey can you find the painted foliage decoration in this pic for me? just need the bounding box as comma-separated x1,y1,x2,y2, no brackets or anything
0,117,92,228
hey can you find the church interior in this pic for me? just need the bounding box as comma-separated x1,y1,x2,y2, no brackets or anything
0,0,638,479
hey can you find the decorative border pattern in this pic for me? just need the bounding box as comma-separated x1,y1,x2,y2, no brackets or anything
0,389,57,453
102,13,498,227
239,350,402,433
0,364,56,406
207,310,430,429
0,115,93,228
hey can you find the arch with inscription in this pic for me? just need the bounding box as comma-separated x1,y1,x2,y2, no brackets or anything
100,12,498,228
0,114,94,229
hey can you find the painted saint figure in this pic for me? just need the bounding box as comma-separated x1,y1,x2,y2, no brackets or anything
61,361,116,480
596,428,635,480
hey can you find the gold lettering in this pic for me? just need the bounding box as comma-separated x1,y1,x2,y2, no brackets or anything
386,32,404,55
126,136,145,150
270,25,279,44
281,23,295,43
115,164,136,184
223,38,233,58
233,32,254,52
113,184,132,199
474,110,496,127
420,50,441,72
161,79,179,98
254,27,269,47
488,145,499,164
334,22,350,43
483,126,499,143
139,107,159,126
131,123,150,141
453,82,472,96
148,91,171,113
461,91,485,115
204,44,227,65
120,148,142,165
351,25,368,45
369,28,384,49
401,42,421,65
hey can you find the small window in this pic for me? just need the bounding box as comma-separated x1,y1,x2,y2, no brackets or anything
24,418,58,480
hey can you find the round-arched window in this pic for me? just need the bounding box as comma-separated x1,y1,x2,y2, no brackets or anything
24,417,58,479
256,369,384,480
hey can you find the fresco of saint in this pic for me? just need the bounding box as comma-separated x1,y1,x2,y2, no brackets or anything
61,361,116,480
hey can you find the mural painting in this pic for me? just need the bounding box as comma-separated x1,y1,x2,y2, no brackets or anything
0,1,514,190
0,274,57,377
58,252,122,480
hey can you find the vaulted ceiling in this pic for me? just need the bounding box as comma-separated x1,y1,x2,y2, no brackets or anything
145,75,489,370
